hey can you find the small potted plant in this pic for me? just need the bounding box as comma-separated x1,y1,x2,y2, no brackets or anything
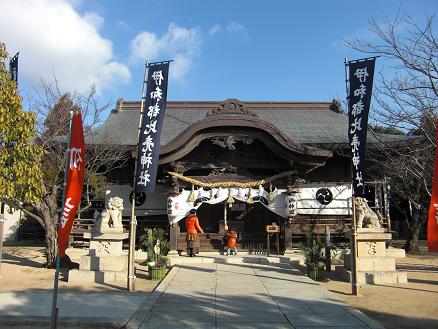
148,254,168,280
300,231,326,281
139,228,169,280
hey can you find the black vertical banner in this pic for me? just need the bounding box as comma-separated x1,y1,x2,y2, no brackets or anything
135,62,170,193
9,52,19,83
347,58,376,197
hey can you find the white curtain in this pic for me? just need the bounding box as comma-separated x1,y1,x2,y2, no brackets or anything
167,187,287,225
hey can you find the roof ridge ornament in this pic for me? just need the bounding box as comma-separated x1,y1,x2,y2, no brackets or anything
206,98,258,117
330,98,344,113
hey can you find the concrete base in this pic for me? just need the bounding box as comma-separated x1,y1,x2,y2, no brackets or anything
68,269,127,284
336,267,408,284
343,229,407,285
80,255,128,272
345,256,396,272
67,229,129,284
386,247,406,258
361,270,408,284
342,249,408,285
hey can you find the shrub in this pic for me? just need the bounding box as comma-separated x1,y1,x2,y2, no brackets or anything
139,228,169,264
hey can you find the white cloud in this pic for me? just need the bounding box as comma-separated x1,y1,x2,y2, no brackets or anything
130,31,161,61
117,20,130,30
209,24,222,36
129,23,202,83
0,0,131,94
226,21,249,40
97,62,131,90
208,21,249,40
83,11,104,30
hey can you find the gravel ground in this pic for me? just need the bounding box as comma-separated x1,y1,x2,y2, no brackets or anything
1,243,437,329
316,243,438,329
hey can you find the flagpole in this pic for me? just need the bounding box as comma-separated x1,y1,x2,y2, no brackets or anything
9,52,19,83
128,61,148,292
50,110,74,329
345,58,359,296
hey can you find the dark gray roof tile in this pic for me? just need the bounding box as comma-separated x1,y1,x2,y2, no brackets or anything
90,100,414,148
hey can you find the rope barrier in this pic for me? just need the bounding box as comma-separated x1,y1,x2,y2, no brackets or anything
168,170,298,188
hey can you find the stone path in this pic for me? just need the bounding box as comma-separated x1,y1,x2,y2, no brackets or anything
126,261,384,329
0,292,146,328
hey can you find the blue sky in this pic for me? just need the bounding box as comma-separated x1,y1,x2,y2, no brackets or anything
1,0,436,111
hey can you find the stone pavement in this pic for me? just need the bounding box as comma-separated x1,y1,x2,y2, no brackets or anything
0,291,146,328
126,260,385,329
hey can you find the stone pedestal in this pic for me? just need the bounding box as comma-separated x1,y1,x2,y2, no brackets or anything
343,228,407,284
69,227,129,284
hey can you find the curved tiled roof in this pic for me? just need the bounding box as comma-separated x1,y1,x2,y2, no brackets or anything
90,99,415,148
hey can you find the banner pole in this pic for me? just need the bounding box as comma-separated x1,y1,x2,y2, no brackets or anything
128,61,148,292
127,194,137,292
351,196,359,295
344,58,349,100
345,58,359,296
50,110,74,329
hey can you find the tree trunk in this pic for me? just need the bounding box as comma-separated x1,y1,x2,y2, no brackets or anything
404,207,422,253
45,222,58,267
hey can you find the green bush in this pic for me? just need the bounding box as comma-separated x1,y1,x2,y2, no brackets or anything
300,231,336,269
139,228,169,265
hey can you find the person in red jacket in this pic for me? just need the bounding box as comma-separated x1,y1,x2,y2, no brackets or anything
185,209,204,257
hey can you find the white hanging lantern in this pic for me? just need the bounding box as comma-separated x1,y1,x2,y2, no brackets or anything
284,194,297,217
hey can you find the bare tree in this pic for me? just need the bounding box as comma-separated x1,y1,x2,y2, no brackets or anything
13,80,129,266
346,13,438,252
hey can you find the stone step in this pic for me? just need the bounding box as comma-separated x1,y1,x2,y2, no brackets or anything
168,253,305,266
344,256,396,272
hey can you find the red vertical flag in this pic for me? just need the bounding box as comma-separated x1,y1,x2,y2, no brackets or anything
428,119,438,252
57,112,86,257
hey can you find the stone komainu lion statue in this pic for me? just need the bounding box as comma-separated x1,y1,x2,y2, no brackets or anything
94,197,124,230
355,197,383,229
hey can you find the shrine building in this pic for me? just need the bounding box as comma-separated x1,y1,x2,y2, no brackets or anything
93,98,401,253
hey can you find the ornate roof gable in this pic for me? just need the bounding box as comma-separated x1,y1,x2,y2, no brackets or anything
206,98,258,117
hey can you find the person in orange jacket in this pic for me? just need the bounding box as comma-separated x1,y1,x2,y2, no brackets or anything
185,209,204,257
224,229,238,255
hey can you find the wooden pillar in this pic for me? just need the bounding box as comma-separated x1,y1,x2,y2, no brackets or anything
266,233,270,256
169,222,180,254
284,221,294,254
325,225,332,272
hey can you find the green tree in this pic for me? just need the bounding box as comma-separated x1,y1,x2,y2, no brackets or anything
1,42,128,266
0,42,43,217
